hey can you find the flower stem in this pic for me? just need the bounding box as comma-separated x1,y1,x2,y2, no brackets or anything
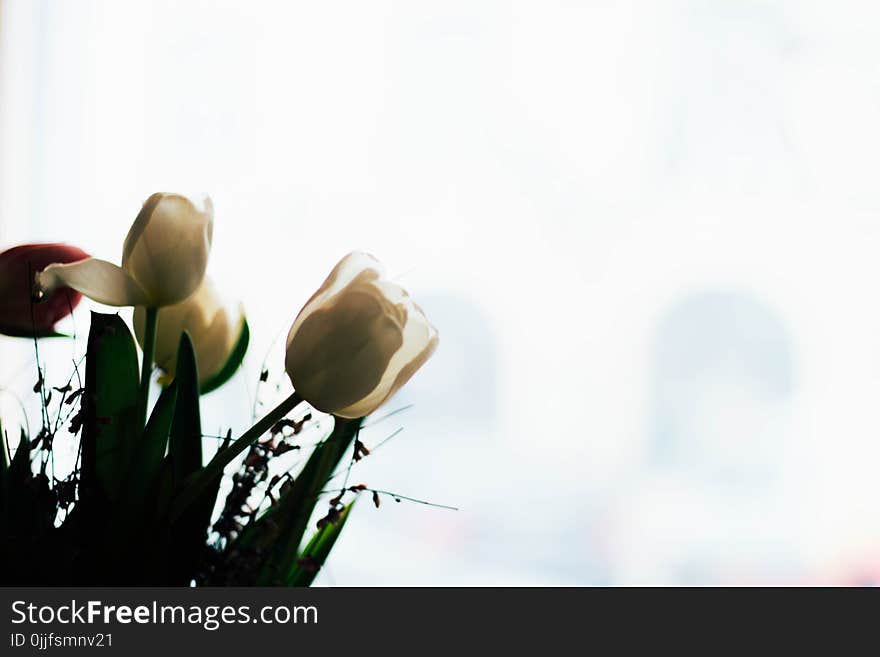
170,390,303,521
137,306,158,430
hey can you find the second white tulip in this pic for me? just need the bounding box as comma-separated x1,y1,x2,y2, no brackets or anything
37,192,213,308
134,278,247,391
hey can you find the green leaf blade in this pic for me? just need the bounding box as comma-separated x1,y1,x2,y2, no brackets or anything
82,312,140,499
287,502,355,587
256,417,361,585
169,331,202,485
123,381,178,512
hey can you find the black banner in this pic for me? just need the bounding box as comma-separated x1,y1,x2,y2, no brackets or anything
0,586,871,653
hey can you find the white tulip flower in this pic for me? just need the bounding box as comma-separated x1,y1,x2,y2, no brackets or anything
285,252,438,419
133,278,247,391
36,192,213,308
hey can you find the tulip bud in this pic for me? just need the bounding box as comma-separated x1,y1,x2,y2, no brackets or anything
284,252,438,419
133,278,247,392
36,192,213,308
0,243,89,337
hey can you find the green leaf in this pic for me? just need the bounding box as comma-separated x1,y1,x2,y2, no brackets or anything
169,332,202,485
169,391,303,523
152,456,177,524
123,381,178,510
164,427,229,586
166,465,222,586
82,312,140,498
194,417,360,585
107,383,177,579
287,502,355,586
200,318,249,394
256,417,362,585
160,331,217,585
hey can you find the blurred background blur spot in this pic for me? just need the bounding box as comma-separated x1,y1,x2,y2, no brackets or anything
3,0,880,584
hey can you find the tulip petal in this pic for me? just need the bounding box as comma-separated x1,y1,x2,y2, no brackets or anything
335,303,438,419
0,242,88,336
191,305,237,380
122,193,214,306
286,290,404,413
284,252,438,419
285,252,383,352
122,192,165,265
135,279,247,389
38,258,149,307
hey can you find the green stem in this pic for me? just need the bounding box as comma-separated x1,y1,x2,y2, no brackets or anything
170,390,303,522
137,306,158,431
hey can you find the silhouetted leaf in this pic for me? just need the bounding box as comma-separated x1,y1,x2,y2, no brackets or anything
255,417,361,585
169,331,202,485
123,381,178,510
82,312,139,499
287,502,354,586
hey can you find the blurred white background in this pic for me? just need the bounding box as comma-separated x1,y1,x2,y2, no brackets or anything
3,0,880,584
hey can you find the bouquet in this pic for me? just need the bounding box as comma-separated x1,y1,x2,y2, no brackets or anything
0,193,438,586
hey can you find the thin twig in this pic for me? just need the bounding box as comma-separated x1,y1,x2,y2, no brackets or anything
369,426,405,452
362,404,414,428
339,423,361,492
370,489,458,511
250,321,290,423
326,426,404,483
28,263,50,435
321,486,458,511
